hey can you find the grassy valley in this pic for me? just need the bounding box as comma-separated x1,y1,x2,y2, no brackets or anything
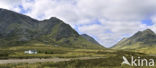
0,44,105,59
0,48,155,68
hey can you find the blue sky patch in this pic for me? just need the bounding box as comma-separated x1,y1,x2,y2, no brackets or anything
141,19,153,26
18,5,30,14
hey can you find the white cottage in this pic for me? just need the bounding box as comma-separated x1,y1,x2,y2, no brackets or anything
24,50,37,54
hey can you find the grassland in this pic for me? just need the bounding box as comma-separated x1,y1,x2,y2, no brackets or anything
0,43,109,59
0,49,155,68
0,43,156,68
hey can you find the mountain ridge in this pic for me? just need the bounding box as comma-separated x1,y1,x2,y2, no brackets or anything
0,8,104,49
81,34,101,45
112,29,156,49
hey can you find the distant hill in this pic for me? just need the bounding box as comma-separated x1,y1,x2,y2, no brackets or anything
81,34,101,45
0,8,104,49
112,29,156,49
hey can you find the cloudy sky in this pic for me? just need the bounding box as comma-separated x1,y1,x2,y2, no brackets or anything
1,0,156,47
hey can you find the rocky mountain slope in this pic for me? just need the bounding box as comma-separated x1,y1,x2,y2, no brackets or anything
112,29,156,49
0,8,104,49
81,34,101,45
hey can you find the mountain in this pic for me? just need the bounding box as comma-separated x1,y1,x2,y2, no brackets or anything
0,8,104,49
112,29,156,49
0,8,39,46
81,34,101,45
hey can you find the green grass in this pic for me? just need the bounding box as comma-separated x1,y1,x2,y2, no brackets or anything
133,45,156,55
0,43,155,68
0,50,154,68
0,43,106,59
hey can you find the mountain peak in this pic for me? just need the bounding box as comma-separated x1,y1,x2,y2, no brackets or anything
0,8,104,49
113,29,156,49
132,29,155,38
42,17,64,24
129,29,156,42
81,34,89,37
142,29,155,34
49,17,59,19
49,17,62,21
81,34,101,45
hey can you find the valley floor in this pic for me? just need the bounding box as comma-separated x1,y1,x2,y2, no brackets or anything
1,44,156,68
0,57,102,64
0,55,156,68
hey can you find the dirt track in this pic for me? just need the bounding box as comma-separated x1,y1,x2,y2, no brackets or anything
0,57,102,64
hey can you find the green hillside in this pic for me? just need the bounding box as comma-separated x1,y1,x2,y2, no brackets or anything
112,29,156,49
0,8,104,49
81,34,101,45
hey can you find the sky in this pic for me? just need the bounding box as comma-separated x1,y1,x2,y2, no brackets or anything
0,0,156,48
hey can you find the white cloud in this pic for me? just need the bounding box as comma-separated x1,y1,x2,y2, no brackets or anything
78,20,148,47
0,0,21,12
1,0,156,47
